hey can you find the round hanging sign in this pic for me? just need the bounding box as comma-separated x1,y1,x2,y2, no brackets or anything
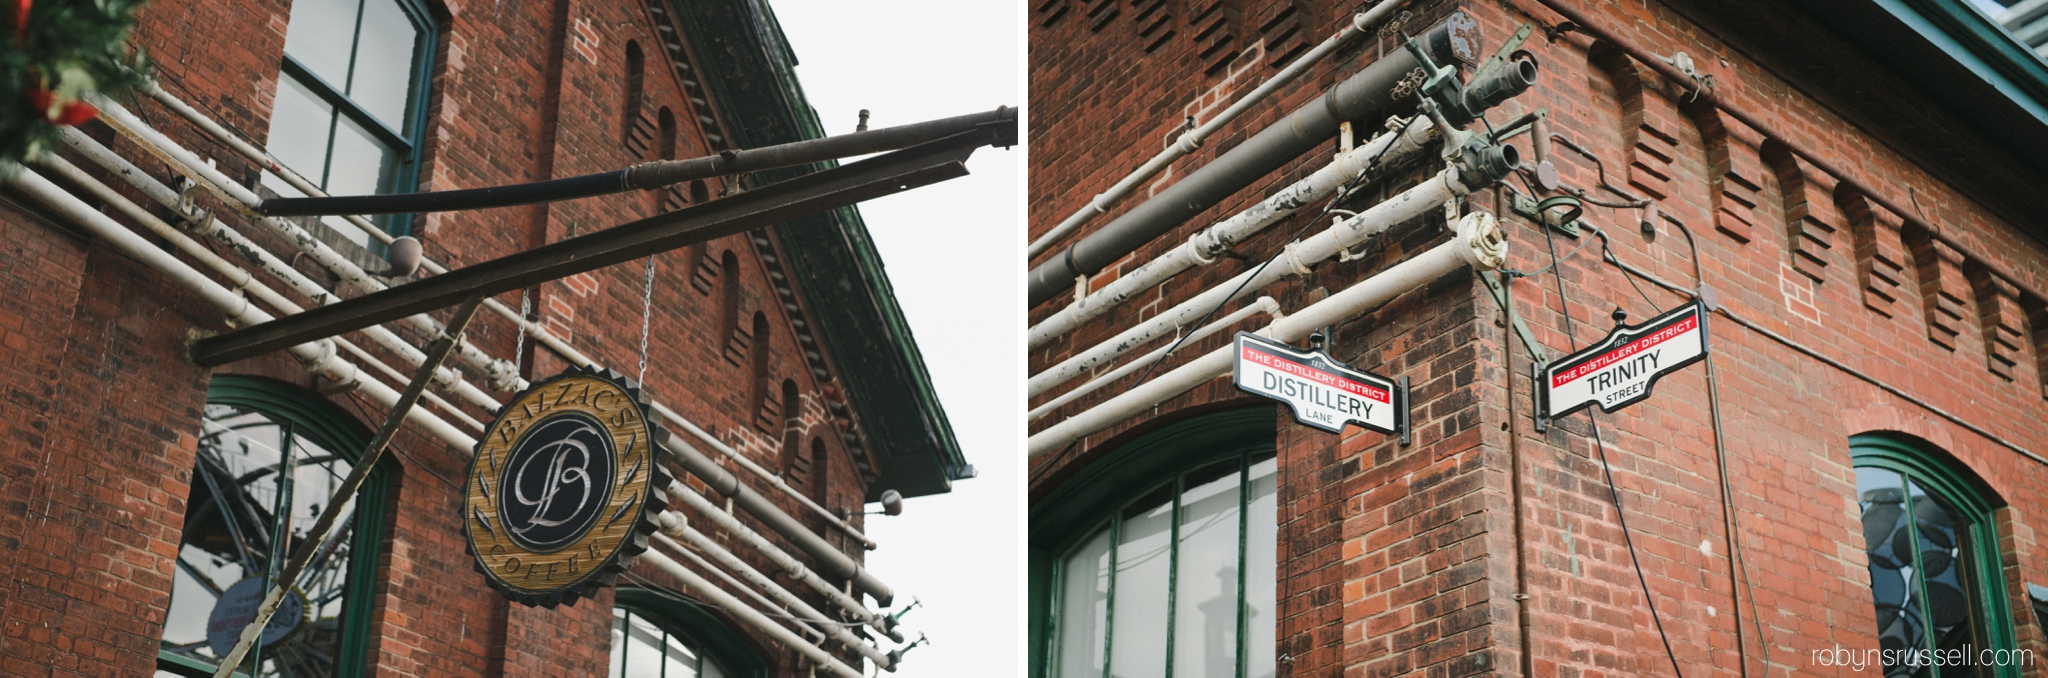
463,366,670,607
205,578,307,657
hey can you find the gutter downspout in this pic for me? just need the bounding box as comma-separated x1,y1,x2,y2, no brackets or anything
1025,12,1485,307
1028,210,1507,457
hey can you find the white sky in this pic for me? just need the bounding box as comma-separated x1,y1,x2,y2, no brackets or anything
770,1,1022,676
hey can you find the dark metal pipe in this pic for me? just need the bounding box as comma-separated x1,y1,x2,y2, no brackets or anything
1026,13,1483,307
258,107,1017,217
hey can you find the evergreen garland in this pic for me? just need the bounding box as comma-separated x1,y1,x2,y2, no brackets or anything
2,0,153,170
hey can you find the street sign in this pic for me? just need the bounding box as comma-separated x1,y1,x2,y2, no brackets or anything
463,366,673,608
1538,301,1707,423
1233,332,1409,442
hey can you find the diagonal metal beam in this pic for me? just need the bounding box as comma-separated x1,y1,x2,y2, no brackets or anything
191,131,986,366
212,294,485,678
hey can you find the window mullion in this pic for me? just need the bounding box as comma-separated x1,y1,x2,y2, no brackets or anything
1235,453,1251,678
343,0,368,98
1901,476,1942,678
1163,475,1181,678
1101,517,1119,678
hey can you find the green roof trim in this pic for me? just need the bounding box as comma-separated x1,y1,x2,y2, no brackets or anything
669,0,968,498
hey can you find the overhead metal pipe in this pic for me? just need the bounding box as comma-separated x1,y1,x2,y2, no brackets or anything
637,548,868,678
1026,0,1414,259
89,98,899,603
1030,154,1514,397
256,106,1016,216
653,527,895,669
1026,11,1487,307
1029,296,1283,420
1028,210,1507,457
1,168,478,450
666,479,904,640
1028,116,1439,349
137,84,884,547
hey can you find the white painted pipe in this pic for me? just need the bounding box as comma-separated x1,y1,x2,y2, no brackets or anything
1027,210,1506,457
34,151,488,434
653,526,827,643
91,95,875,552
636,548,867,678
4,168,478,450
1028,118,1435,348
1029,165,1478,397
653,528,894,668
1029,296,1283,420
1026,1,1412,258
667,479,900,641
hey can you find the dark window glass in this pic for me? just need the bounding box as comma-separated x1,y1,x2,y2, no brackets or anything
267,0,431,249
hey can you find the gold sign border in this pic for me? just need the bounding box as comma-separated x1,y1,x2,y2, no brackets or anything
462,366,669,607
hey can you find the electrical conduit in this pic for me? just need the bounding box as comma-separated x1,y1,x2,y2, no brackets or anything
1028,210,1507,457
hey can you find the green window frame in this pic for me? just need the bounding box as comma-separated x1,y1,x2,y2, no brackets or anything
1029,408,1279,678
156,376,391,677
1852,433,2019,677
609,588,769,678
266,0,438,244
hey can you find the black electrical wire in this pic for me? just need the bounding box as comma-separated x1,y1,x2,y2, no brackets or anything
1531,178,1686,678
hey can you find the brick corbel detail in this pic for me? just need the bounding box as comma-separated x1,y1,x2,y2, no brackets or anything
1840,193,1909,318
1767,146,1841,282
1911,236,1970,350
1591,47,1682,200
1970,268,2025,381
1695,107,1764,243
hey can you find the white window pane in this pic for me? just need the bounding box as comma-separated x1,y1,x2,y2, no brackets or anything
702,657,728,678
324,115,396,248
664,632,699,678
1108,488,1172,678
624,614,664,677
348,0,420,130
1172,462,1240,678
283,0,360,86
1244,457,1279,678
1056,525,1112,678
609,610,627,678
266,75,335,188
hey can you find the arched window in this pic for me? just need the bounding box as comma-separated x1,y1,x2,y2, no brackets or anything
657,107,678,161
1029,408,1278,678
749,312,772,432
157,376,391,677
809,437,830,504
265,0,438,249
779,379,802,472
622,41,648,151
719,250,741,362
608,588,767,677
1852,434,2018,677
689,179,710,203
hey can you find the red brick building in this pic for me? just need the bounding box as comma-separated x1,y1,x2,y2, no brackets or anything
0,0,981,675
1027,0,2048,677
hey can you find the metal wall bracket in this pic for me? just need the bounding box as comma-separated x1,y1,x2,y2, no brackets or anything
1509,192,1582,237
1397,376,1412,446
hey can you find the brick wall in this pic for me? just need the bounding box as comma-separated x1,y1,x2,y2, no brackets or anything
0,0,877,674
1030,1,2048,677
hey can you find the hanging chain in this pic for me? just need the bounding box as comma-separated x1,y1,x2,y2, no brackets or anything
638,256,657,385
514,289,530,377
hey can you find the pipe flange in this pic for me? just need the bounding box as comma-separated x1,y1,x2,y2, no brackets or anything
485,359,521,392
1454,210,1507,271
1281,241,1315,276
